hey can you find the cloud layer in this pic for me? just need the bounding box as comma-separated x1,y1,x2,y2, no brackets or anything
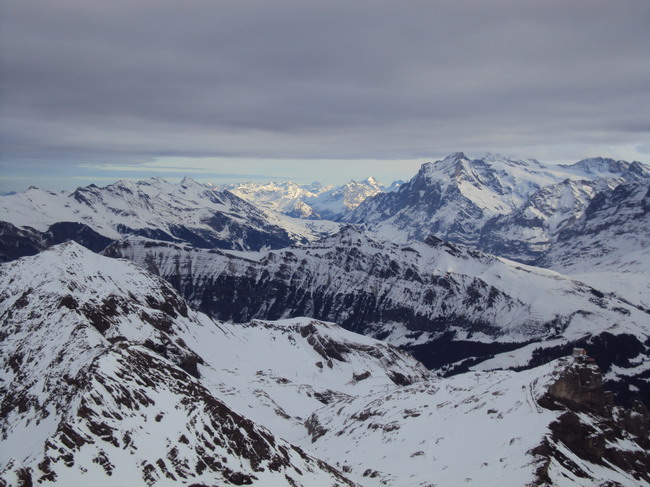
2,0,649,173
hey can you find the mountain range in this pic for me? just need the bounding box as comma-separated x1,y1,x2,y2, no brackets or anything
1,244,647,486
223,176,392,220
0,177,340,262
1,152,649,485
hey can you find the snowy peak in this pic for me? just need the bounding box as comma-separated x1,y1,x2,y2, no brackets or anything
363,176,379,186
307,177,383,220
225,177,384,221
0,177,321,253
348,152,649,252
563,157,633,176
482,152,542,168
420,151,471,180
346,152,556,245
421,152,538,181
179,175,199,188
0,243,360,486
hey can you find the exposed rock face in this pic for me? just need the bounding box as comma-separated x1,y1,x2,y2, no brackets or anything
0,221,114,262
106,229,650,406
534,361,650,486
542,362,613,414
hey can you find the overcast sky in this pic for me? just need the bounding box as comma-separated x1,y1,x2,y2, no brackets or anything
1,0,649,191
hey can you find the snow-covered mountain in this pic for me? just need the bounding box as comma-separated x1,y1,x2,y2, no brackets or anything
306,359,650,487
0,177,341,259
224,181,330,219
346,153,649,262
225,177,385,221
2,243,648,487
106,227,650,406
2,155,650,486
0,242,358,486
536,180,650,309
478,178,604,262
345,152,563,245
306,177,384,220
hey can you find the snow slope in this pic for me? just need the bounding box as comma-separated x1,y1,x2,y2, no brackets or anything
0,177,340,253
2,243,647,486
304,360,649,487
346,153,649,260
225,177,384,221
106,227,650,396
0,242,357,486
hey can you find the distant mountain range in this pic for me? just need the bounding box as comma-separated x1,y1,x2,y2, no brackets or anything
223,176,396,220
0,176,340,261
2,152,650,485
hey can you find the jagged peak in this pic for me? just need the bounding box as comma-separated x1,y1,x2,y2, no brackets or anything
180,175,200,188
363,176,380,186
43,239,86,257
626,160,650,177
111,178,138,189
446,151,468,161
419,152,471,177
141,176,169,186
340,176,380,189
481,152,534,167
563,157,632,175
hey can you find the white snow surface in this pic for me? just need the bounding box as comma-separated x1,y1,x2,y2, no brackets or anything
224,177,384,220
0,177,339,246
111,228,649,346
1,243,647,486
346,152,649,253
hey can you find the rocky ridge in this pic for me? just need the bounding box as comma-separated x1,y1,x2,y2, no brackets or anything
104,226,650,407
1,243,648,486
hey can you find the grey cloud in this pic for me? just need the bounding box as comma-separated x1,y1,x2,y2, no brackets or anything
1,0,649,165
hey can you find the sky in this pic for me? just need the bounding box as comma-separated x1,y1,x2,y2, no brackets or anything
1,0,649,192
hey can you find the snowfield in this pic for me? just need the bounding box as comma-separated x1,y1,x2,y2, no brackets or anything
1,152,649,486
1,244,648,486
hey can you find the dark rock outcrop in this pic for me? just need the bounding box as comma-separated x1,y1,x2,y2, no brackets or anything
0,221,114,262
533,361,650,485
